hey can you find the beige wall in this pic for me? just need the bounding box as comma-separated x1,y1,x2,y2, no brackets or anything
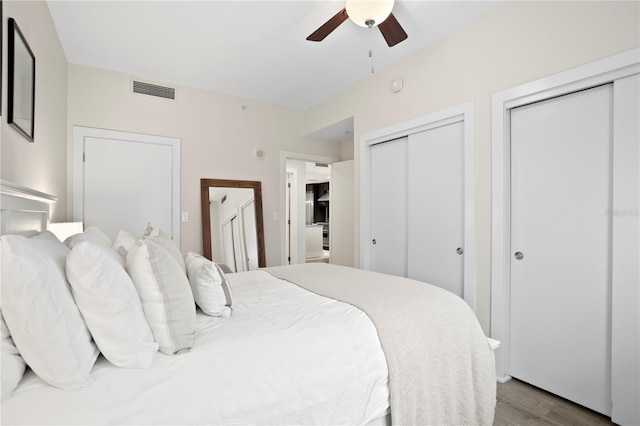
304,1,640,333
66,64,341,265
1,1,68,221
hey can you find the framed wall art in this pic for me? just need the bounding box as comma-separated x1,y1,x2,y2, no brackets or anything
8,18,35,142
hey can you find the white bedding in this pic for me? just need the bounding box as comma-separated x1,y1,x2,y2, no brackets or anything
1,270,389,425
268,263,496,425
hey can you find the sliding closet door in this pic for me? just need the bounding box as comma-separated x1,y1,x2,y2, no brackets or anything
509,84,613,415
370,137,407,277
407,121,464,296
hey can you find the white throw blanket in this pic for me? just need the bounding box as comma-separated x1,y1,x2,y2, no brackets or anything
266,263,496,426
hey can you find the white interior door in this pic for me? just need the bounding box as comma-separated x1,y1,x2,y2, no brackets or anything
407,121,464,297
509,84,613,415
285,172,293,264
83,137,172,240
370,137,407,276
242,200,258,270
73,127,180,244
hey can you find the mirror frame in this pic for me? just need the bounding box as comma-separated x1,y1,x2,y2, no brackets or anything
200,178,266,267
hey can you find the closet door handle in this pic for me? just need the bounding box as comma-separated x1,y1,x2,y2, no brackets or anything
372,239,377,245
514,252,524,260
456,247,464,255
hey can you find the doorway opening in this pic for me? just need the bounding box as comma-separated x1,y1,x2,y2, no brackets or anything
285,159,331,264
304,162,331,264
280,152,338,265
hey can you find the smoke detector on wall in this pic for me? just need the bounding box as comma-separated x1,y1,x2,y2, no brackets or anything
254,149,266,160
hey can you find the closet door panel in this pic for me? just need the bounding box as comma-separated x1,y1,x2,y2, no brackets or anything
407,121,465,297
510,84,613,415
370,137,408,277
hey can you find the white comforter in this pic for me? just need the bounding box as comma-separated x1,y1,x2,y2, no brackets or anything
268,263,497,425
1,271,389,425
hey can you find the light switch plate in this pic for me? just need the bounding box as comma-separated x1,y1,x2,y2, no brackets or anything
181,212,189,223
391,77,403,93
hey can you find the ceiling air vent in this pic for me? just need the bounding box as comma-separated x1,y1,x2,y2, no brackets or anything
132,80,176,100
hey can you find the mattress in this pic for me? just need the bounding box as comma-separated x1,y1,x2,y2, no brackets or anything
1,270,389,425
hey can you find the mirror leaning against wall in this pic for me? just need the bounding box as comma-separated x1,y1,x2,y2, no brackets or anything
200,179,266,271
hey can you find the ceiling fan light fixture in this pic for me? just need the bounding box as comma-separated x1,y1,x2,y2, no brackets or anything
345,0,394,28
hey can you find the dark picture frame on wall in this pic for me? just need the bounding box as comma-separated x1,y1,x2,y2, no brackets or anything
8,17,35,142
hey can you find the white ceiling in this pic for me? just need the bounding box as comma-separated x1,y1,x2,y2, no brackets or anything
47,1,500,111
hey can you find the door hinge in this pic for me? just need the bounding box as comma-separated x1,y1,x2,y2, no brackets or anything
287,256,291,262
287,219,290,225
288,183,291,188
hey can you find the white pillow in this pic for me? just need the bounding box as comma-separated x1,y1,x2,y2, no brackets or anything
0,233,99,389
185,252,233,318
64,226,112,249
64,232,113,251
84,226,112,246
112,230,137,261
66,241,159,368
31,231,69,266
142,224,185,272
126,239,195,355
1,312,26,401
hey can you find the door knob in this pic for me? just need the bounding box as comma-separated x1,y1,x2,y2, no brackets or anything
514,252,524,260
456,247,464,255
372,239,377,245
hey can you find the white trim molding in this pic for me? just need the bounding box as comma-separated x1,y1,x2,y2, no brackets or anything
491,48,640,386
0,180,56,236
359,102,477,311
0,180,57,205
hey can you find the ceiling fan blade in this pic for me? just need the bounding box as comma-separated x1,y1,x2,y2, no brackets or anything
306,8,349,42
378,13,408,47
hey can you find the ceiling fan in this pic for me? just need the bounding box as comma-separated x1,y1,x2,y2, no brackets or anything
306,0,408,47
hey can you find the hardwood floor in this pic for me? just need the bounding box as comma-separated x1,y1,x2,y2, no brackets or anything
494,379,614,426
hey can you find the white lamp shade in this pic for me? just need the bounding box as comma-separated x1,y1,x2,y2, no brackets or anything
346,0,394,27
48,222,84,241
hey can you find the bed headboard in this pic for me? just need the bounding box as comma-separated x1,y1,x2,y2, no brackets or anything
0,180,57,236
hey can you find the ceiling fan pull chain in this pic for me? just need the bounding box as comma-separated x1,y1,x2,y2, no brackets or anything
369,27,375,74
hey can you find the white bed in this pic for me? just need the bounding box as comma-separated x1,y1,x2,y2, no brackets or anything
0,181,495,425
2,270,389,425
